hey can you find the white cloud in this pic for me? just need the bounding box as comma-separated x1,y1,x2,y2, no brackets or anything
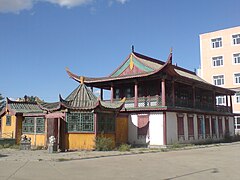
0,0,128,14
0,0,33,13
44,0,92,8
115,0,128,4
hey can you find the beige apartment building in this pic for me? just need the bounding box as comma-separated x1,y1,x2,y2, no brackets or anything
200,26,240,133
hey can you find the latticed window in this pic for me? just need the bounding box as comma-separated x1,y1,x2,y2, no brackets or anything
6,115,11,126
23,117,35,133
97,113,115,133
67,113,94,132
36,117,45,133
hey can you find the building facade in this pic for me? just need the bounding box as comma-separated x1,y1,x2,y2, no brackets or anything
67,50,235,147
199,26,240,133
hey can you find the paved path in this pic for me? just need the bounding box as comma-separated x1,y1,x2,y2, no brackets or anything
0,143,240,179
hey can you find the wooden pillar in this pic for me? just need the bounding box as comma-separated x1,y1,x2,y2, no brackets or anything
230,94,233,113
172,80,175,107
213,90,216,111
100,88,103,100
134,81,138,108
193,86,196,108
111,85,114,103
57,118,60,150
162,79,166,106
225,95,229,107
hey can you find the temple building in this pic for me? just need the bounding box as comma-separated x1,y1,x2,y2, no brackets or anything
0,49,236,149
66,49,235,147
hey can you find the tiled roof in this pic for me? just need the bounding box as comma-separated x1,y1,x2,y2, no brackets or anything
6,98,43,114
38,84,125,111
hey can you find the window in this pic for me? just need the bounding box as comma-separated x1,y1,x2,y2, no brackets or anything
218,117,223,135
232,34,240,45
211,117,217,136
67,113,94,132
212,56,223,67
97,113,115,133
213,75,224,86
205,116,210,137
216,96,226,105
234,73,240,84
115,88,120,99
225,118,229,134
197,116,204,139
22,117,35,133
177,115,184,139
233,53,240,64
187,116,194,139
211,37,222,48
235,116,240,129
6,115,11,126
236,92,240,103
22,117,45,134
36,117,45,133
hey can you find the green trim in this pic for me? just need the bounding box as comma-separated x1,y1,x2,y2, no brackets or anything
111,56,153,77
111,59,130,77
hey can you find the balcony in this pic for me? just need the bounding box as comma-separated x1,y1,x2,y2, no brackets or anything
120,95,231,113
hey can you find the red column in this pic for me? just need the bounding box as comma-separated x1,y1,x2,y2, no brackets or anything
162,79,166,106
172,81,175,107
134,82,138,108
111,85,114,103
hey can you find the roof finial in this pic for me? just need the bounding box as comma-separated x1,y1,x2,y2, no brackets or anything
167,47,173,64
131,45,134,53
80,76,85,84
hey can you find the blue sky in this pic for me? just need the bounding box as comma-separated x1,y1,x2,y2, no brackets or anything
0,0,240,102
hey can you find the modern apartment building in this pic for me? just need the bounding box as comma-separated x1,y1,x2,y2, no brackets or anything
199,26,240,133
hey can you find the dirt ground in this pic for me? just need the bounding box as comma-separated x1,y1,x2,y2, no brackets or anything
0,142,240,180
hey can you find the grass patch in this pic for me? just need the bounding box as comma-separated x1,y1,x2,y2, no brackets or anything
118,144,131,152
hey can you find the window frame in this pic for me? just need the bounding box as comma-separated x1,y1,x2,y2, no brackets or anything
67,112,94,133
232,34,240,45
235,92,240,104
211,37,222,48
235,116,240,130
233,53,240,64
6,115,11,126
216,96,226,105
212,56,224,67
213,75,225,86
234,73,240,84
22,117,45,134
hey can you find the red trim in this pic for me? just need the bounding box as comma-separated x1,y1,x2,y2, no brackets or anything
134,82,138,108
111,86,114,103
161,79,166,106
163,112,167,145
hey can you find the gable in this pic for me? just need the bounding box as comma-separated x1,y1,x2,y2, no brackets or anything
110,54,154,77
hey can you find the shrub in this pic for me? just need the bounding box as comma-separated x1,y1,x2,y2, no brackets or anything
118,144,131,152
95,135,114,151
3,143,10,148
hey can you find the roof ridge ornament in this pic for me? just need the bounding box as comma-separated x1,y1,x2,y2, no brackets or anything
131,45,134,53
80,76,85,84
167,47,173,64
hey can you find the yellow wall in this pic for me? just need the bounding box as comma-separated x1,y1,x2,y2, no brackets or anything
1,114,16,139
25,134,46,147
66,133,96,150
116,116,128,145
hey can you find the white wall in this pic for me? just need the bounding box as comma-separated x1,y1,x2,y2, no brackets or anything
149,112,164,146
